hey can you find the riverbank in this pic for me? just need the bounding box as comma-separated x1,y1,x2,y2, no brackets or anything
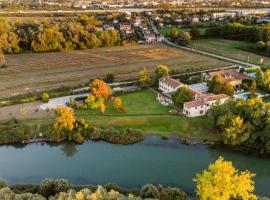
0,89,219,146
0,178,192,200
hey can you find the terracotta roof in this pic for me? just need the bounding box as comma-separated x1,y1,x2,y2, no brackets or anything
204,93,229,101
208,69,252,83
184,100,206,108
160,76,183,89
184,94,229,108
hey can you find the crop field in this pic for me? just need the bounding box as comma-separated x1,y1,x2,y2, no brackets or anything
0,44,231,98
190,38,270,66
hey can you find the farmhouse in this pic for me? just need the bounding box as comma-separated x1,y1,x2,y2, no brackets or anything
158,76,229,117
205,69,252,87
183,93,228,117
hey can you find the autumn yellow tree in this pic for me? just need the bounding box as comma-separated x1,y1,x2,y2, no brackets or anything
138,67,149,84
0,46,5,67
194,157,257,200
99,103,106,113
114,97,122,110
91,79,112,100
54,106,76,133
223,115,249,145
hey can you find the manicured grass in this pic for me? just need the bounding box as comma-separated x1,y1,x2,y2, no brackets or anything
76,90,220,142
159,27,207,36
189,38,270,66
76,90,171,115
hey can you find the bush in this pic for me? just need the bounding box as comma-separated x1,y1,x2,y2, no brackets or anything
72,133,84,144
39,178,70,198
88,127,144,144
0,178,7,189
157,185,190,200
42,93,50,103
104,73,115,83
140,184,160,199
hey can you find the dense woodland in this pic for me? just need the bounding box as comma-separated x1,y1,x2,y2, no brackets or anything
0,14,129,54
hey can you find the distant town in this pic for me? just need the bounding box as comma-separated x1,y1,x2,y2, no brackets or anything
0,2,270,200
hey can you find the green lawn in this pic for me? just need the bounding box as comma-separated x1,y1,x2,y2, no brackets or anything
76,90,220,141
189,38,270,66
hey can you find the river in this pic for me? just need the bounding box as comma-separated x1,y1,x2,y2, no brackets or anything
0,136,269,197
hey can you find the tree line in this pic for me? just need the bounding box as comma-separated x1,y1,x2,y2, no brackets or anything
0,14,127,54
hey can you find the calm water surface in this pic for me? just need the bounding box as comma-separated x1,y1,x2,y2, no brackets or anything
0,136,269,196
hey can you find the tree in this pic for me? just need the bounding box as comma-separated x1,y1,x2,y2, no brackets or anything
153,64,170,86
0,47,6,67
179,32,191,46
208,75,234,96
39,178,70,198
249,80,257,98
194,157,257,200
218,115,250,145
189,27,201,39
42,92,50,103
99,103,106,113
53,106,76,133
90,79,111,100
170,27,179,42
258,70,270,92
0,179,6,189
171,87,194,108
114,97,122,110
85,95,104,110
104,73,115,83
140,184,160,199
138,67,149,84
69,97,75,108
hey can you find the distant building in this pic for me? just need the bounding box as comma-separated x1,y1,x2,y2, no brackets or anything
144,33,156,43
120,24,133,34
103,25,115,30
190,16,200,24
211,12,236,19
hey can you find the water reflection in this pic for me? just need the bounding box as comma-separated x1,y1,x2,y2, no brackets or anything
61,142,78,157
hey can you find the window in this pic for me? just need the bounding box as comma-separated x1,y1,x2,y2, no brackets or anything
200,110,204,114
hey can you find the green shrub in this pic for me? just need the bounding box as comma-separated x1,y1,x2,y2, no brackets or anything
104,73,115,83
42,93,50,103
0,178,7,189
88,127,144,144
140,184,160,199
38,178,70,198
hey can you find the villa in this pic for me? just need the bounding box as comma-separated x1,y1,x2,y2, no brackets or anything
204,69,252,87
158,76,229,117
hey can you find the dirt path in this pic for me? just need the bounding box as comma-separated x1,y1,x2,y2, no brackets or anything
0,102,54,121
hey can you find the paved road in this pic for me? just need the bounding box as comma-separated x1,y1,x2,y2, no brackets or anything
151,21,261,69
